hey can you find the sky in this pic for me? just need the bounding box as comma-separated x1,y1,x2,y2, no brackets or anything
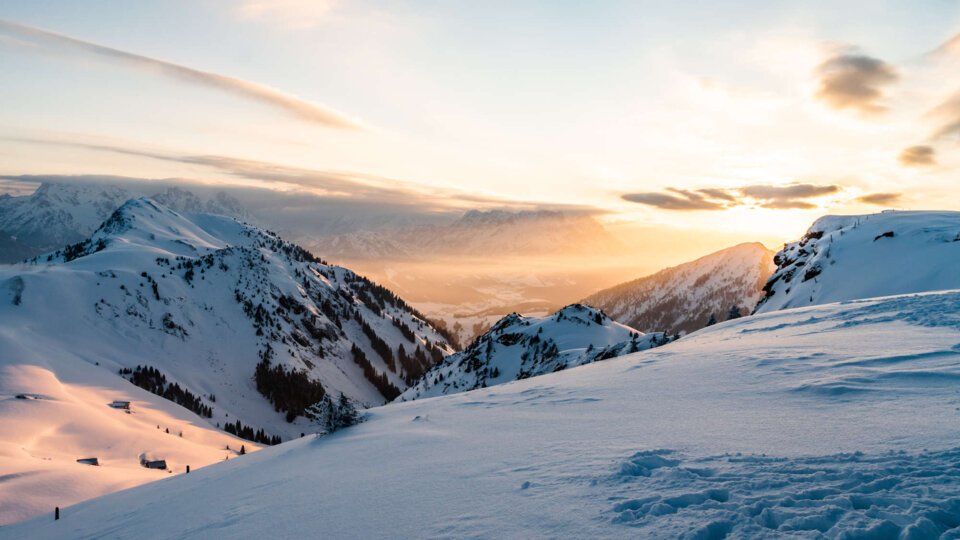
1,0,959,244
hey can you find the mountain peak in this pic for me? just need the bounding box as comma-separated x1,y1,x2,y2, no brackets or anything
583,243,775,335
401,304,665,401
755,210,960,313
0,180,253,263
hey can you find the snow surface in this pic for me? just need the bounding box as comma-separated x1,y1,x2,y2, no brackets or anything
8,290,960,538
401,303,664,400
0,351,255,525
584,242,775,335
756,210,960,313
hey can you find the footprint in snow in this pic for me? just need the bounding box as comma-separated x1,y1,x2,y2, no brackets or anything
605,446,960,538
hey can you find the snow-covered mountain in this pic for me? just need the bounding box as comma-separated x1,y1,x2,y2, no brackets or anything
0,198,453,523
10,289,960,538
583,243,775,335
400,304,666,400
316,230,411,260
0,182,248,262
434,209,623,257
755,210,960,313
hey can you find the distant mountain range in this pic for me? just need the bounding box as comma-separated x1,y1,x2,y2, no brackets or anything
0,181,625,263
310,208,625,260
583,243,775,335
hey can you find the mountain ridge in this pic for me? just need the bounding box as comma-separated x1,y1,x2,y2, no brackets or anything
400,303,667,400
0,182,248,262
755,210,960,313
583,242,775,335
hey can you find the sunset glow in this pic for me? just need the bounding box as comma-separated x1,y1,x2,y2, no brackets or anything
1,1,958,254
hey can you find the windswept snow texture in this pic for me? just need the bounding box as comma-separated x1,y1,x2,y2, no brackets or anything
0,198,451,524
400,304,664,400
9,290,960,539
584,242,774,335
756,210,960,313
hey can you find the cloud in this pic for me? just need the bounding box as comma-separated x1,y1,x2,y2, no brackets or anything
739,182,840,209
814,52,898,115
696,188,738,202
623,183,842,211
855,192,901,206
928,32,960,58
237,0,337,29
898,145,937,166
2,136,472,208
755,199,817,210
0,18,362,130
739,183,840,200
621,190,726,211
927,91,960,141
2,136,610,223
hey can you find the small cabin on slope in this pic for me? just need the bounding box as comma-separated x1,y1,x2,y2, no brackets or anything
76,457,99,466
139,454,167,470
109,400,131,410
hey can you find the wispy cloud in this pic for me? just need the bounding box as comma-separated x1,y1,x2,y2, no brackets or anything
0,18,362,130
898,145,937,166
622,183,842,211
927,32,960,59
621,189,726,211
814,51,898,115
855,192,901,206
739,183,841,209
237,0,337,29
3,136,458,207
2,135,609,220
928,91,960,141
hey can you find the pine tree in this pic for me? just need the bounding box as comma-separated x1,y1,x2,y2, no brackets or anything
239,445,246,455
705,313,717,327
727,305,743,321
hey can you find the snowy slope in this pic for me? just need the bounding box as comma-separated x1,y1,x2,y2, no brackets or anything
0,198,452,524
584,243,775,335
0,356,256,526
401,304,666,400
7,290,960,538
756,211,960,313
0,182,248,262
